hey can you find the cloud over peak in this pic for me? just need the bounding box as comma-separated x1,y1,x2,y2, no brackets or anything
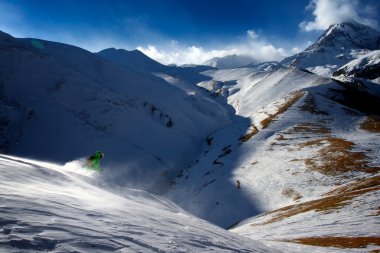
137,31,287,66
300,0,378,31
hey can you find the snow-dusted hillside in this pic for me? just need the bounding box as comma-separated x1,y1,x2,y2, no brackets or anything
282,21,380,77
169,21,380,252
232,173,380,252
0,30,230,190
168,53,380,251
168,67,334,227
0,154,280,252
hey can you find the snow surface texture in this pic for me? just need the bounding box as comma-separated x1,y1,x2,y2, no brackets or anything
0,155,280,253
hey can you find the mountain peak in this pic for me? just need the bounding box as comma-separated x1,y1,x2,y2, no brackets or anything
307,21,380,52
97,47,165,72
98,48,145,56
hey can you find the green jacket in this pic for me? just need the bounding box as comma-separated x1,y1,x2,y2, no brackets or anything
87,151,103,171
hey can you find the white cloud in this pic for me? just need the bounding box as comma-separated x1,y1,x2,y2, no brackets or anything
247,30,259,39
137,31,287,65
300,0,378,31
137,45,237,65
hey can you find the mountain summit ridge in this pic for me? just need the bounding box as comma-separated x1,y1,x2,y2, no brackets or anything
97,47,166,73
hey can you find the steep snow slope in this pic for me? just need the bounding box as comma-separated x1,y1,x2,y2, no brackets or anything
0,31,230,190
0,154,280,253
282,21,380,77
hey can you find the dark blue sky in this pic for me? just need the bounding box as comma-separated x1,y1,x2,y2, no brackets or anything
0,0,378,64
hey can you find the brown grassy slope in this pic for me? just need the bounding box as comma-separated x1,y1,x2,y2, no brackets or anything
284,236,380,248
299,137,378,175
251,175,380,226
361,115,380,133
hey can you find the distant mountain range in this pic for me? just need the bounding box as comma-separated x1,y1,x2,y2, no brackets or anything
203,54,257,69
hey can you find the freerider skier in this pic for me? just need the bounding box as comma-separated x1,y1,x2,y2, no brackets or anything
85,151,104,171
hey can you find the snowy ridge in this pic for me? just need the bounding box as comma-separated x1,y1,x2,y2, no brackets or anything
97,48,166,74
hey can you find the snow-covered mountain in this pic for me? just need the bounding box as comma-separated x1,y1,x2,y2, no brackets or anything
204,54,257,69
0,30,230,191
282,21,380,77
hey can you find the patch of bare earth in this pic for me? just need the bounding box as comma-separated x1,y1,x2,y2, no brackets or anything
283,236,380,249
260,91,305,129
239,125,259,143
299,137,379,175
289,123,330,135
360,115,380,133
324,175,380,196
299,93,329,115
251,175,380,226
276,134,287,141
